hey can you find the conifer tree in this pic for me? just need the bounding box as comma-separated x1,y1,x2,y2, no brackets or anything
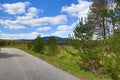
33,35,44,53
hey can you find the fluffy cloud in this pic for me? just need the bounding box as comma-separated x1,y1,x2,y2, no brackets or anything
52,23,76,37
52,31,69,37
36,26,51,31
0,6,40,30
25,7,39,18
57,25,73,31
25,15,67,26
0,20,25,30
0,31,41,39
1,2,29,15
0,14,67,30
50,15,67,24
62,0,92,18
16,7,40,20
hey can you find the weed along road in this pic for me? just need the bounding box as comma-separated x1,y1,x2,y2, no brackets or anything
0,48,80,80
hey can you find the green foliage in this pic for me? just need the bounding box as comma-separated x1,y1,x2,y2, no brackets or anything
102,32,120,80
77,41,101,75
0,40,6,46
99,8,108,18
67,36,81,49
27,42,32,50
33,35,44,53
71,18,101,74
47,36,59,56
73,18,93,41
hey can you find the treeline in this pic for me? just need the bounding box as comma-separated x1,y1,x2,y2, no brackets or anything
0,39,28,46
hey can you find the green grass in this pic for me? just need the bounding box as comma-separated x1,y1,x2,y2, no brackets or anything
18,46,103,80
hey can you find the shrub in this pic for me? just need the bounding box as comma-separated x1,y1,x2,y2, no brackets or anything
33,35,44,53
27,42,32,50
47,36,59,56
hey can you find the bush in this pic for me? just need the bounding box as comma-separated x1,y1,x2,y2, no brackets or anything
27,42,32,50
102,33,120,80
0,40,6,46
33,35,44,53
47,36,59,56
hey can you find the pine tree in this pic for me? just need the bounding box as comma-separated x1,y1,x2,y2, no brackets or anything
88,0,109,39
73,18,93,41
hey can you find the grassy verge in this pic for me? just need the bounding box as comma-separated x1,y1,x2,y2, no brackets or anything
18,46,103,80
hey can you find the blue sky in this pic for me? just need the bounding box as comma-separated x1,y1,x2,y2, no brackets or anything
0,0,92,39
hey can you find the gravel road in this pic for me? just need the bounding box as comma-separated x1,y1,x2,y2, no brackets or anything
0,48,80,80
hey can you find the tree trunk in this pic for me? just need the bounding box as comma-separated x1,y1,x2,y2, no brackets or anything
102,17,106,39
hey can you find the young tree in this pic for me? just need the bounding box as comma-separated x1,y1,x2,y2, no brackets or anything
47,36,58,56
72,18,101,74
33,35,44,53
74,18,94,41
73,18,94,51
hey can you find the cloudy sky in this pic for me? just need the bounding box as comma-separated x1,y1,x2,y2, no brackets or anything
0,0,92,39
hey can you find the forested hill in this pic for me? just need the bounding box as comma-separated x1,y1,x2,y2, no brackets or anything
17,36,67,42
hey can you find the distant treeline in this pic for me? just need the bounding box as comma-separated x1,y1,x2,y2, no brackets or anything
0,39,28,46
0,38,69,47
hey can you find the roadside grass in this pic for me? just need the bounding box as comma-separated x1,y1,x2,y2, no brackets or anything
18,45,103,80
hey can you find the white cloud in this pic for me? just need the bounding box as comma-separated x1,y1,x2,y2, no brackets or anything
50,15,67,24
25,15,67,26
16,7,39,22
52,22,77,38
57,25,73,31
1,2,29,15
25,7,40,18
0,14,67,30
52,30,71,38
0,20,25,30
36,26,51,31
61,0,92,18
52,31,66,37
31,15,67,26
16,15,67,27
0,31,41,39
